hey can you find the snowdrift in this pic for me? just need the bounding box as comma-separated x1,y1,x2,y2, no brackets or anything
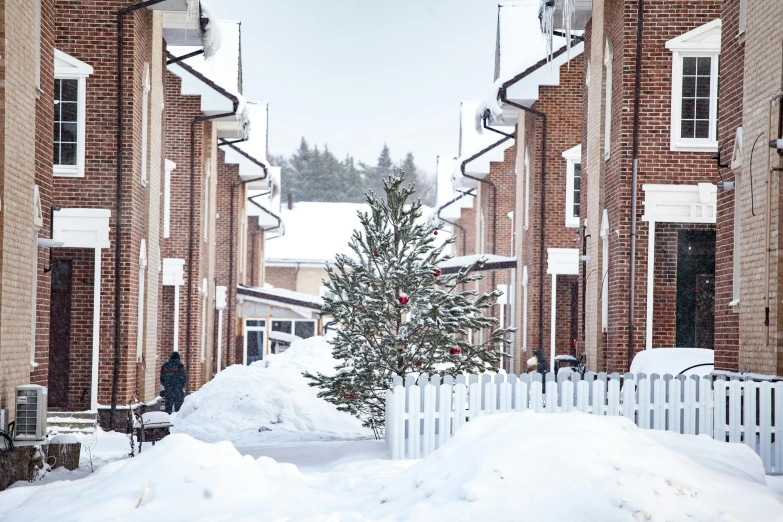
172,336,372,444
3,413,781,521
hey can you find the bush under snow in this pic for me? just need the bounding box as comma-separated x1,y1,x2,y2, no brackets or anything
3,413,782,521
172,336,372,444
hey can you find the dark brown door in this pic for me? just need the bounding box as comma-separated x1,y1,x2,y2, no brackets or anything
48,261,72,408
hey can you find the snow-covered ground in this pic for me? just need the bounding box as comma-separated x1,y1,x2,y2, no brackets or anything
173,336,372,444
3,412,783,521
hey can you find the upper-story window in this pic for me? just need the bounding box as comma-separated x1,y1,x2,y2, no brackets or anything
666,19,722,152
53,50,93,177
603,40,613,159
562,144,581,228
140,63,151,187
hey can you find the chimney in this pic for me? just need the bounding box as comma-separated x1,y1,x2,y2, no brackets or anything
287,193,294,210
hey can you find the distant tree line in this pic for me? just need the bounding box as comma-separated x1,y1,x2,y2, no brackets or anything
271,139,435,206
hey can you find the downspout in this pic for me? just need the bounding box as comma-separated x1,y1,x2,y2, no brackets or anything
628,0,645,370
112,0,168,430
764,93,783,346
219,139,268,369
436,189,476,256
498,91,548,359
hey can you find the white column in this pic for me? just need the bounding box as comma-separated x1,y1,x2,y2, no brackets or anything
173,284,181,352
91,248,101,412
550,273,557,373
522,269,528,353
216,309,224,373
646,220,655,350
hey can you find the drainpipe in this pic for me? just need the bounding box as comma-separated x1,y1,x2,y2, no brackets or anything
436,189,476,256
111,0,168,430
764,93,783,346
219,138,268,369
166,49,205,65
247,192,283,286
628,0,645,370
497,92,548,359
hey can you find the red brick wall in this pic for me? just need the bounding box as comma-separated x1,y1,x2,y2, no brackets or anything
601,0,721,372
521,53,584,359
162,70,211,391
265,266,297,291
714,0,743,372
48,2,156,412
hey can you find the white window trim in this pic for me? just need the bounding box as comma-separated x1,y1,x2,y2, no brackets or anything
562,145,582,228
54,49,93,178
164,159,176,238
731,127,743,169
600,210,609,333
35,0,42,94
136,239,147,361
33,185,43,228
140,63,151,187
524,150,530,230
522,266,528,352
738,0,747,36
603,40,613,160
204,160,211,243
732,168,741,309
243,318,266,365
666,19,722,152
200,278,208,362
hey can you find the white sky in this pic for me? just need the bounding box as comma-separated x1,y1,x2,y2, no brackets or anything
209,0,499,172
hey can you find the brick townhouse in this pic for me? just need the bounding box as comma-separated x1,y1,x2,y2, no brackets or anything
480,1,586,374
578,0,722,374
713,0,783,376
163,18,250,392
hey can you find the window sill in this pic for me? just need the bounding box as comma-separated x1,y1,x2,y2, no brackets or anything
53,167,84,178
141,178,148,188
603,152,610,161
671,139,718,153
565,221,580,229
729,299,740,313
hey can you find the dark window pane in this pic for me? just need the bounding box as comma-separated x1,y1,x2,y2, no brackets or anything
681,120,695,139
682,77,696,97
60,102,77,122
53,144,60,165
696,77,711,97
61,80,78,102
54,101,61,121
54,79,61,98
246,331,264,365
272,320,292,334
697,57,711,75
681,99,695,119
61,122,77,142
695,120,709,138
294,321,315,339
683,57,697,75
246,319,265,328
54,123,60,142
59,143,76,165
695,99,710,120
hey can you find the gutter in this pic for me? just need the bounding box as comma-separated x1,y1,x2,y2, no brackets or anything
111,0,169,431
167,54,243,391
217,139,269,370
436,189,475,256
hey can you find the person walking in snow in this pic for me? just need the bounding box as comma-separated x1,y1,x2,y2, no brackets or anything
160,351,187,414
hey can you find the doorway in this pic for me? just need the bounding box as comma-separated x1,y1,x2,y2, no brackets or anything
244,319,266,365
675,230,715,348
48,260,72,408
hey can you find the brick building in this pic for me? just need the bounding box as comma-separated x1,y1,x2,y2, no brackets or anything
713,0,783,376
577,0,722,373
480,1,586,374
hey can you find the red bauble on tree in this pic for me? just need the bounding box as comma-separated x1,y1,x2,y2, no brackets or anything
343,393,355,399
398,293,409,305
450,347,461,355
434,268,442,277
372,250,378,257
358,306,364,311
414,360,422,367
434,230,438,235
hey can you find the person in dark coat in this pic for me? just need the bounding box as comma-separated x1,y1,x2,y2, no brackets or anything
160,351,187,413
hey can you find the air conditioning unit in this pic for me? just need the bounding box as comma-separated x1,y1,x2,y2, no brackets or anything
15,385,47,441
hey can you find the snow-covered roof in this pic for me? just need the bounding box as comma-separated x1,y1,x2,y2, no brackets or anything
482,1,583,126
167,19,249,138
454,101,514,190
247,167,283,234
434,156,463,221
222,103,272,188
439,254,517,274
156,1,223,60
265,202,369,265
238,285,323,309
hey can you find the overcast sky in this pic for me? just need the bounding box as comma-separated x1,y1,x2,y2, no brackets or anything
210,0,499,173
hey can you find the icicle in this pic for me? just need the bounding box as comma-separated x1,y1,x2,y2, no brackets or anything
563,0,576,60
540,0,555,62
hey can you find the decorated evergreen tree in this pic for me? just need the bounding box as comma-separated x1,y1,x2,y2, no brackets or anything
305,175,512,432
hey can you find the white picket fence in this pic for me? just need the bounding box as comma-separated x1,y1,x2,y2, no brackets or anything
384,372,783,473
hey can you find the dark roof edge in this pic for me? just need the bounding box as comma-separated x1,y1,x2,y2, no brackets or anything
166,52,240,109
501,36,585,90
237,285,320,310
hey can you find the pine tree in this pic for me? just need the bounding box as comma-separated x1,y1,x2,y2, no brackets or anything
305,175,512,432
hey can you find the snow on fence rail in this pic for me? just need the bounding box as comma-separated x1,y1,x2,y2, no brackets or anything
384,371,783,473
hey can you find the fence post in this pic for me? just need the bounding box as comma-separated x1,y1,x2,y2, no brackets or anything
743,381,757,451
774,383,783,473
653,378,666,430
407,383,421,459
669,378,682,434
422,383,436,457
607,377,620,417
728,380,742,443
438,382,452,449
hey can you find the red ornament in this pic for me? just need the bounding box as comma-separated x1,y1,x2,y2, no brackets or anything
358,306,364,311
450,348,461,355
372,251,378,257
343,393,355,399
434,230,438,235
434,269,442,277
398,293,409,305
415,361,423,367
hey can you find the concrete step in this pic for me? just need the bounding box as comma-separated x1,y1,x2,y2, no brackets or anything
46,411,97,435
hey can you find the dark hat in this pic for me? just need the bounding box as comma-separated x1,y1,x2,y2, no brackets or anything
171,351,180,361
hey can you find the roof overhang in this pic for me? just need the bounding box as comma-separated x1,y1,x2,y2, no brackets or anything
454,101,514,190
237,285,322,311
439,254,517,275
539,0,592,32
154,1,222,59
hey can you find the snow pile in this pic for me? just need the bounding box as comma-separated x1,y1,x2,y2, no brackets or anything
2,413,781,521
374,413,783,521
629,347,714,377
173,337,371,444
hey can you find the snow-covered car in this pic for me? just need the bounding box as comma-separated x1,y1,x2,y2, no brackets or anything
629,348,714,377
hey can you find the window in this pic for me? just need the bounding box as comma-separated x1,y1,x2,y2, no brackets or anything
522,266,528,352
563,145,582,228
244,319,266,365
204,160,211,242
200,278,208,361
732,167,742,308
53,50,93,177
600,210,609,332
603,40,613,159
140,63,150,187
739,0,747,36
524,150,530,230
164,160,175,238
270,320,316,354
137,240,147,361
666,20,722,152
